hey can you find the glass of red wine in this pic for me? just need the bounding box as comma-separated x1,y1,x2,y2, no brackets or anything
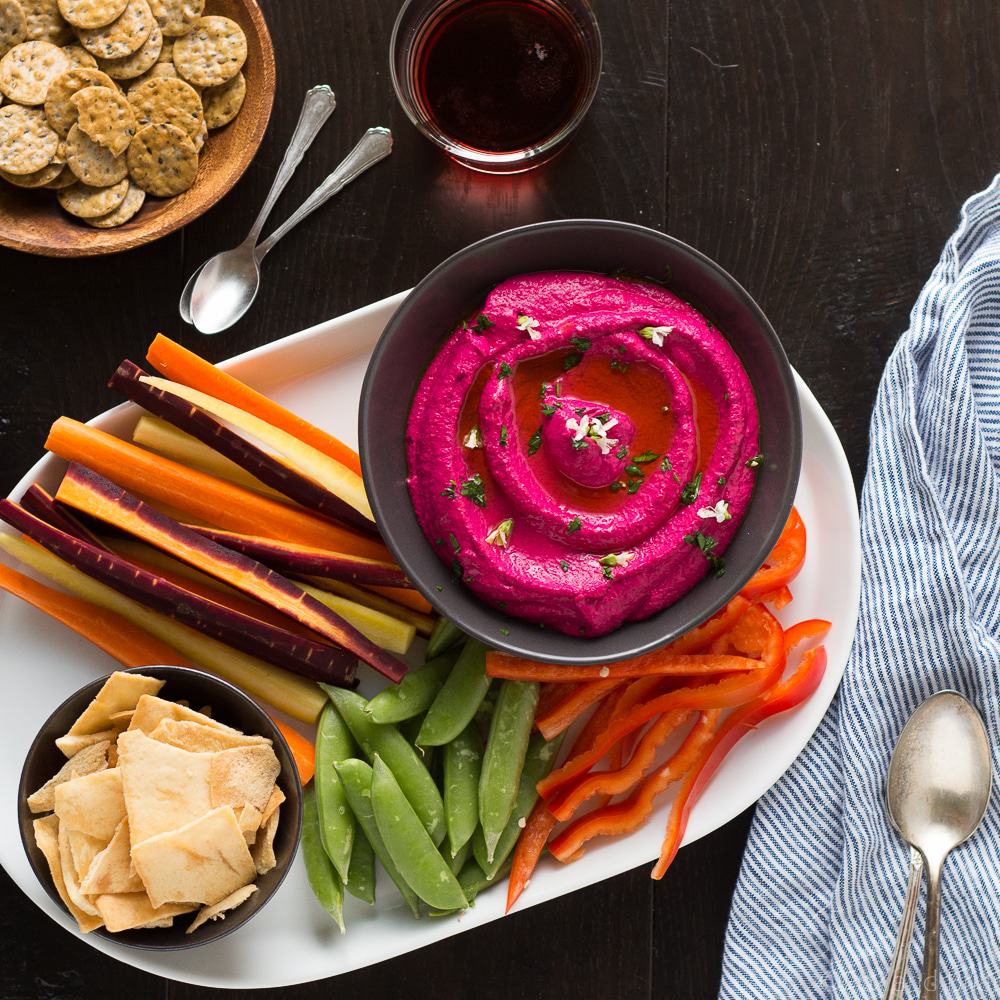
391,0,602,174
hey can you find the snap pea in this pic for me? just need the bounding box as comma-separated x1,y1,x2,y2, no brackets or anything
365,650,458,724
314,700,357,881
443,721,482,857
426,857,513,917
448,838,471,876
426,617,464,659
302,784,345,932
335,759,421,918
473,730,564,880
370,755,468,912
322,685,447,846
478,679,540,861
344,824,376,905
417,640,491,747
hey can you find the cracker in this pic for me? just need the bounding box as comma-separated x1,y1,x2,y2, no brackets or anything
201,67,240,129
0,39,68,103
0,0,27,58
127,57,172,89
85,175,142,224
58,0,126,30
43,160,73,185
186,884,256,934
126,119,195,194
61,42,96,67
154,33,168,60
126,73,198,134
0,103,56,172
189,112,203,150
77,0,152,59
57,174,126,215
53,767,126,840
209,744,279,814
147,0,199,38
27,739,109,813
99,16,158,78
44,65,112,135
20,0,70,44
0,154,64,184
172,14,243,87
71,83,135,153
65,119,126,183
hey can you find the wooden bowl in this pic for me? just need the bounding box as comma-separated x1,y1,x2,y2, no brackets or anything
0,0,275,257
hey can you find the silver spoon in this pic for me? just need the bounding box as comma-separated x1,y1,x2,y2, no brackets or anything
885,690,992,1000
179,84,338,325
188,127,393,335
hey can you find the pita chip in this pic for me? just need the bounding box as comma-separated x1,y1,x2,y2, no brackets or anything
131,805,255,908
187,885,257,934
116,729,213,845
251,803,279,876
209,745,280,814
95,892,195,933
79,819,143,895
66,828,107,881
28,740,109,814
32,815,103,933
54,768,125,841
64,672,164,742
237,803,262,844
260,785,285,827
55,730,114,758
149,718,270,754
129,695,239,736
57,821,101,918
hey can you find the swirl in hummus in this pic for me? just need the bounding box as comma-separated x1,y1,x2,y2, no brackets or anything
406,272,762,636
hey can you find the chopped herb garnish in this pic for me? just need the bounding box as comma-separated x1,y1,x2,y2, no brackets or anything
610,358,630,373
624,463,643,477
566,516,582,534
440,480,457,500
451,556,465,580
574,406,585,416
672,472,680,483
633,451,659,464
539,382,549,398
684,530,726,577
449,533,461,553
499,425,508,447
679,472,704,505
499,627,511,636
616,445,628,460
435,584,444,592
485,518,513,547
563,353,582,371
746,452,765,469
459,474,487,508
627,478,642,495
602,565,614,580
475,313,495,332
660,456,672,473
559,559,570,572
610,481,625,492
554,382,562,397
717,476,727,487
569,336,591,352
572,438,590,450
723,391,730,402
497,361,513,381
541,402,561,416
596,412,610,422
527,427,543,456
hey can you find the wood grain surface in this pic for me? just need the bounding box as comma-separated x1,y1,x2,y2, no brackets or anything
1,0,998,996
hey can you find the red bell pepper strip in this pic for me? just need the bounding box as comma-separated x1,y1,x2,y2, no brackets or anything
784,618,831,655
486,651,765,683
535,677,623,740
757,585,793,610
651,644,827,879
664,595,751,654
547,711,722,862
740,506,806,600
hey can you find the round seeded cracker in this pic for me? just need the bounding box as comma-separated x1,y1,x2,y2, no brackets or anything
172,14,243,87
201,68,241,129
43,161,73,185
127,73,199,135
0,39,68,103
0,0,27,59
147,0,199,38
77,0,152,59
61,43,97,67
65,119,126,183
71,83,135,153
44,65,113,134
127,57,172,89
57,0,126,30
85,175,141,224
57,173,126,215
99,16,159,78
20,0,70,44
0,102,56,171
0,153,63,185
126,119,195,195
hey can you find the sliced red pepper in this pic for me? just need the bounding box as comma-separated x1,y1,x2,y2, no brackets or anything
664,595,751,654
757,585,793,610
486,651,765,683
708,601,787,690
783,618,831,655
547,711,721,862
535,677,624,740
740,506,806,600
651,644,827,879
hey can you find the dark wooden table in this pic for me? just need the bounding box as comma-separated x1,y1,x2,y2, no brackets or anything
2,0,997,996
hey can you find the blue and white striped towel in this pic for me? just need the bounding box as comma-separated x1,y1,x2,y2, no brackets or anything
719,176,1000,998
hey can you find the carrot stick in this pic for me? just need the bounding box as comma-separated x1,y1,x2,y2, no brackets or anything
45,418,389,562
272,717,316,785
368,584,433,615
486,651,765,683
0,561,193,668
535,678,622,740
146,334,363,476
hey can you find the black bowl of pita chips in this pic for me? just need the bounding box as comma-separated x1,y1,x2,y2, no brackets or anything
17,665,303,949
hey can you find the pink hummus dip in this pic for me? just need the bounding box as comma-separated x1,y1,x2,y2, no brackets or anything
406,272,761,636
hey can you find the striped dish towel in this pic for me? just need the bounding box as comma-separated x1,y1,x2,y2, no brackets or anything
719,176,1000,998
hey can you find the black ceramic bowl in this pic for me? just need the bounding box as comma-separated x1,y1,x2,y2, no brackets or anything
361,220,802,663
17,665,303,950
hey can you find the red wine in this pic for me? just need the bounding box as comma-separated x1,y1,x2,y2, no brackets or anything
415,0,593,154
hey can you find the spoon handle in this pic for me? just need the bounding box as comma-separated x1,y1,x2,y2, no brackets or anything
244,85,338,247
256,127,393,257
918,857,943,1000
883,848,923,1000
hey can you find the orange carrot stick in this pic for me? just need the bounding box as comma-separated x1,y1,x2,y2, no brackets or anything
146,334,363,476
486,651,765,683
45,418,389,562
368,584,433,615
0,562,193,668
272,717,316,784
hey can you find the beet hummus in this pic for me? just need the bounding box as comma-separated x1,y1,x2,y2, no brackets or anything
406,272,761,636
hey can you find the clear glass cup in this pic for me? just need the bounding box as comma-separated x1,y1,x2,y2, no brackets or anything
390,0,603,174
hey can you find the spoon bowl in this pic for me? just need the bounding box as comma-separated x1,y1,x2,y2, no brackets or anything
189,241,263,334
